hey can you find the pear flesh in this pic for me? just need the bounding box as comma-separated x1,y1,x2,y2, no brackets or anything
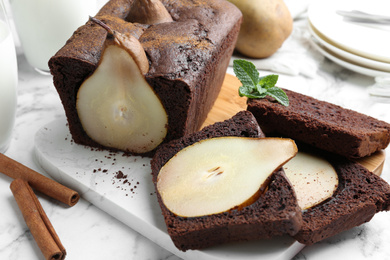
157,137,297,217
76,44,168,153
284,152,339,210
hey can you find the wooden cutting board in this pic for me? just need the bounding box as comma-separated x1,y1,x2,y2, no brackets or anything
202,74,386,176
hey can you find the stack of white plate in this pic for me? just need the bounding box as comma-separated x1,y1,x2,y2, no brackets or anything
307,0,390,77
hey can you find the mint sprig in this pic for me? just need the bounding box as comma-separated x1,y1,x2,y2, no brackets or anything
233,59,289,106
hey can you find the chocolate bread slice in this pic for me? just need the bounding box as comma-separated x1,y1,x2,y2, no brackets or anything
247,88,390,159
49,0,242,155
293,145,390,245
151,111,302,251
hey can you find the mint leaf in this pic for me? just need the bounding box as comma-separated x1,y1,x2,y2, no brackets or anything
259,75,279,89
239,85,267,99
232,59,289,106
266,87,289,106
233,59,259,88
255,84,267,96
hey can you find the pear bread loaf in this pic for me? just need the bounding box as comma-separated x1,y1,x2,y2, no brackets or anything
247,88,390,159
293,144,390,245
49,0,242,155
151,111,302,251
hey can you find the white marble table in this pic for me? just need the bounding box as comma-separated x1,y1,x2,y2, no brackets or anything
1,16,390,260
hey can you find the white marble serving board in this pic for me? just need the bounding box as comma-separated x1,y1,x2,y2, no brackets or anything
34,117,305,260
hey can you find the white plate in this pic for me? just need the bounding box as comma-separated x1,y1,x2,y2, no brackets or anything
308,22,390,72
310,36,390,78
34,117,305,260
308,0,390,63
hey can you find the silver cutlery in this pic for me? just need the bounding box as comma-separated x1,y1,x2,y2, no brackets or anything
337,10,390,24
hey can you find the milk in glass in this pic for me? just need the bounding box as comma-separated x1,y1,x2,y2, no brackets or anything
10,0,97,73
0,20,18,153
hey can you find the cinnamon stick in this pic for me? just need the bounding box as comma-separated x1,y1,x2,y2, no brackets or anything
0,153,79,206
10,179,66,260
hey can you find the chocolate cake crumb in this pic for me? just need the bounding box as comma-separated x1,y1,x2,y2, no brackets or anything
115,171,127,179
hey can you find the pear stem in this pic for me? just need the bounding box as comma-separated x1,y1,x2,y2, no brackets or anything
89,16,115,37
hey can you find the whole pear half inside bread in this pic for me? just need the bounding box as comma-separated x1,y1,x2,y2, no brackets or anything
227,0,293,58
77,18,168,154
157,137,298,217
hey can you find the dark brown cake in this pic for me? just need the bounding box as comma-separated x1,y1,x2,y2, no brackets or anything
293,145,390,245
151,111,302,251
49,0,242,154
247,88,390,159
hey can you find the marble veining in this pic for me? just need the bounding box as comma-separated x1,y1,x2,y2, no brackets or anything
1,12,390,260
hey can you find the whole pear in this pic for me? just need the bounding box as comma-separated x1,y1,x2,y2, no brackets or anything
228,0,293,58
